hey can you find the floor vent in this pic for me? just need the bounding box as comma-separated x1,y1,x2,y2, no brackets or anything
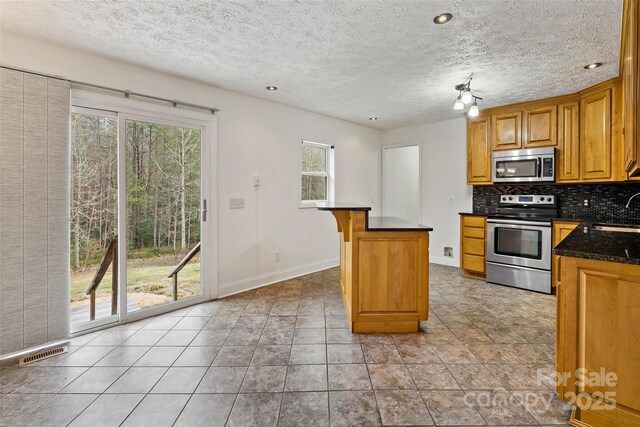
19,346,68,366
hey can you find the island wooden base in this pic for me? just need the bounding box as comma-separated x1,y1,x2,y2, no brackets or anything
326,209,430,334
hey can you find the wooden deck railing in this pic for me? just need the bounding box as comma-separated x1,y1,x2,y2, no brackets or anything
167,242,200,301
85,235,118,321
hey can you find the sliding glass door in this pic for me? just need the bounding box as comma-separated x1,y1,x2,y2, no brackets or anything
71,104,211,332
123,118,203,313
70,107,120,331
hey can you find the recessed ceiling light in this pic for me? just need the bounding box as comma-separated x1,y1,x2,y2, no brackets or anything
433,13,453,24
584,63,602,70
266,85,278,91
369,117,378,121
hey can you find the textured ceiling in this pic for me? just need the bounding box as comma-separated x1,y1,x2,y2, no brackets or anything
0,0,623,129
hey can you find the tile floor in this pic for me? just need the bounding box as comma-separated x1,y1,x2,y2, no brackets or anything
0,264,571,426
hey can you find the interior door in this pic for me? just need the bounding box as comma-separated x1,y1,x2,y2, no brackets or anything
382,145,421,223
119,114,209,320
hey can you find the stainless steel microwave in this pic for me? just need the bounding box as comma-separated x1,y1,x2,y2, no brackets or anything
492,147,555,183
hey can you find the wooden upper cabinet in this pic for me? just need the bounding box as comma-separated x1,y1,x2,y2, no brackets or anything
523,105,557,148
467,118,492,184
580,89,612,181
623,0,640,177
491,112,522,150
557,102,580,182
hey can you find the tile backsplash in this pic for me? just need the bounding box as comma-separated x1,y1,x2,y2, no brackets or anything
473,183,640,221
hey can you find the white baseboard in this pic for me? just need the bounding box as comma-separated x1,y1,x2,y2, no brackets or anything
217,257,340,298
429,255,460,268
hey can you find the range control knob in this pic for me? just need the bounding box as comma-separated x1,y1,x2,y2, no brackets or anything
547,197,552,202
539,197,545,201
508,196,513,201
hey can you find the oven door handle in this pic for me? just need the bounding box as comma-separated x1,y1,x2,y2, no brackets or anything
537,157,542,178
487,218,551,227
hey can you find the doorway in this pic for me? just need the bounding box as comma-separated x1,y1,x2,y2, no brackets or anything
382,144,421,223
70,105,213,333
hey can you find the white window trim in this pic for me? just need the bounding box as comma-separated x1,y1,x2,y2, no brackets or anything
299,140,334,208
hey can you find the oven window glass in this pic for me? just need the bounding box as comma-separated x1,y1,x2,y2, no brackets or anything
494,227,542,259
495,159,537,178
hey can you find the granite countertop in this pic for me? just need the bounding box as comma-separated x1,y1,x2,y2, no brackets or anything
316,202,371,211
317,203,432,231
367,216,433,232
554,221,640,265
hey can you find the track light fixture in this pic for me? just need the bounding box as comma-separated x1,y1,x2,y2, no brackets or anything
453,77,482,117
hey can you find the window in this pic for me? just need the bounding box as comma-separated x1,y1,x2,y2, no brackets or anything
300,140,333,205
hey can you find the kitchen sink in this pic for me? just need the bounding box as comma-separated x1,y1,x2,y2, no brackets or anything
592,224,640,233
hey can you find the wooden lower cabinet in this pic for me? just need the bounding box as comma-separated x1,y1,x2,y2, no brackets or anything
552,221,580,288
460,215,486,277
557,257,640,426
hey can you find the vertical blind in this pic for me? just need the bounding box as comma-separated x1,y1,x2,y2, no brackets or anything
0,68,70,355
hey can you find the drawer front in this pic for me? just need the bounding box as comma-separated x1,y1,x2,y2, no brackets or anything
463,237,485,256
463,216,486,228
463,226,485,239
463,254,485,273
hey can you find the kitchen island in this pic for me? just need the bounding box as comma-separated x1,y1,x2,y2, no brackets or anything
317,203,432,333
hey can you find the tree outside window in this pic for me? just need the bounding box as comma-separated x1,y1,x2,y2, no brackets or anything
301,140,332,204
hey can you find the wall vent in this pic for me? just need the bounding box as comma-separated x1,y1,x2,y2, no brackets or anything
19,346,68,366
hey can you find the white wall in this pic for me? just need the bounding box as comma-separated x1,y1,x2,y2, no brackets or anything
382,118,472,267
382,145,421,223
0,31,383,298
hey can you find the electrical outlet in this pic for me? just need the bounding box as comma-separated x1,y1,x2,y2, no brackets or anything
253,175,261,187
444,247,453,257
449,197,455,205
274,251,280,262
229,198,245,209
583,198,590,207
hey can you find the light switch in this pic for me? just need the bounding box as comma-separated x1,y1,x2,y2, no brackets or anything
229,198,245,209
253,175,261,187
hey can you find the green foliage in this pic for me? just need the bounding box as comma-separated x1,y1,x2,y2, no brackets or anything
71,113,202,271
301,143,328,201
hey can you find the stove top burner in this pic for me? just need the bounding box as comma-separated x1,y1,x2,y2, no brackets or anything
493,194,558,222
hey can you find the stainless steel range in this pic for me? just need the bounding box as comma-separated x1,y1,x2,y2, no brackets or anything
486,194,557,294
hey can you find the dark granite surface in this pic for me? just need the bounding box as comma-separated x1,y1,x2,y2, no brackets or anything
366,216,433,231
317,204,432,231
553,220,640,265
316,202,371,211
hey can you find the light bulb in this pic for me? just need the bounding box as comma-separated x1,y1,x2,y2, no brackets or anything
468,102,479,118
461,89,473,104
453,96,465,111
